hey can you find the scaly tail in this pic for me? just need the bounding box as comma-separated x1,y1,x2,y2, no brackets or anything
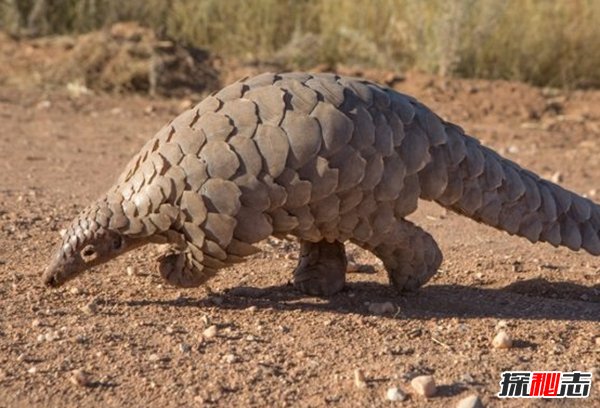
414,107,600,255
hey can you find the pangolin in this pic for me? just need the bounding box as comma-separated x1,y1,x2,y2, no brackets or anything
42,72,600,296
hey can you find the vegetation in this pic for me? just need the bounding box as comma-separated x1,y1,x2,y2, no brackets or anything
2,0,600,88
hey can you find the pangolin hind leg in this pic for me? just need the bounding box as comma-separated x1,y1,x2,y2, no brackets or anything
293,239,347,296
358,219,442,292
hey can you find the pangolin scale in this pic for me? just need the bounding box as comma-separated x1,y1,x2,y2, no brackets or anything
43,72,600,295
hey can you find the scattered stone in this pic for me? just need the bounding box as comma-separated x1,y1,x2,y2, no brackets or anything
494,320,508,330
80,301,98,315
551,171,563,183
386,387,406,401
347,261,376,273
203,325,218,339
69,369,91,387
223,354,237,364
75,334,87,344
589,367,599,379
594,336,600,346
36,100,52,110
31,319,41,328
411,375,437,397
460,373,475,384
179,99,194,110
69,286,82,295
44,331,60,342
456,394,484,408
507,145,519,154
16,353,26,363
178,343,191,354
368,301,396,315
148,353,160,362
354,368,367,389
492,330,513,349
27,366,37,374
347,260,360,272
246,305,258,313
126,266,138,276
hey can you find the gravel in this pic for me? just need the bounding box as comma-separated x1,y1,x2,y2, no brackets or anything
492,330,513,349
410,375,437,397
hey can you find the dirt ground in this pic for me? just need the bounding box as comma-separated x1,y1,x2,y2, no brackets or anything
0,57,599,407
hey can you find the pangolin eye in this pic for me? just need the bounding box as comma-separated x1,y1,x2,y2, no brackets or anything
81,245,96,258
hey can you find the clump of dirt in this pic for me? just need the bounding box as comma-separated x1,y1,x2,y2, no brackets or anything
50,22,220,96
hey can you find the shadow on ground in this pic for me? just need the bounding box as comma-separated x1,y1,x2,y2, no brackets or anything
122,278,600,322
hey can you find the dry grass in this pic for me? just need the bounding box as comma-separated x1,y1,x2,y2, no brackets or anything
2,0,600,87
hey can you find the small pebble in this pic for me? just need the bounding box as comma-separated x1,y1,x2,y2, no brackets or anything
411,375,437,397
16,353,26,363
80,301,97,315
460,373,475,384
223,354,237,364
368,301,396,315
386,387,406,401
36,100,52,109
203,325,218,339
178,343,191,354
69,287,82,295
126,266,137,276
551,171,563,183
456,394,484,408
594,336,600,346
69,369,91,387
354,368,367,389
148,353,160,362
27,366,37,374
179,99,193,110
346,260,360,272
495,320,508,330
246,306,258,313
31,319,41,328
44,331,60,342
347,261,376,273
492,330,513,349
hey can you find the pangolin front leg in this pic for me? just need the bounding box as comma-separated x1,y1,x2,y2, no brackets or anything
293,239,347,296
357,219,443,292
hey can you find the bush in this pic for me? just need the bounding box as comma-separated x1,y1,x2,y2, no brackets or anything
2,0,600,88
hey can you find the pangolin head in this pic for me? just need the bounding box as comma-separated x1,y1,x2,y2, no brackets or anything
42,205,142,287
